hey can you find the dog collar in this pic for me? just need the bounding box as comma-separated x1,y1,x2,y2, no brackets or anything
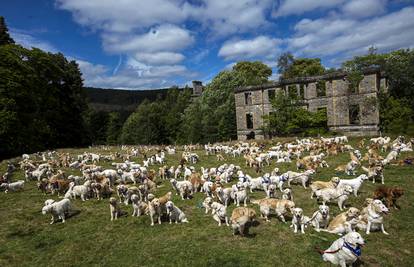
343,242,362,257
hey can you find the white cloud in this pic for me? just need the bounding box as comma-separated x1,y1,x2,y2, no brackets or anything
56,0,273,37
134,52,185,65
102,24,194,54
218,36,282,61
186,0,273,37
342,0,387,18
10,29,58,52
191,49,209,64
76,59,109,77
273,0,345,17
55,0,188,33
288,7,414,57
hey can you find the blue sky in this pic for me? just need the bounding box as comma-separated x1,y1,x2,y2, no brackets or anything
2,0,414,89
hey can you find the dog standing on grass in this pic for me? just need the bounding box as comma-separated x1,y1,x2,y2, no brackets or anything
231,207,256,236
109,197,121,221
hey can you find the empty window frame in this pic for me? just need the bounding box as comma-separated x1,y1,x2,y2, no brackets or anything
246,113,254,129
316,80,326,97
244,92,252,105
288,85,297,98
299,84,305,99
268,89,275,100
349,104,360,125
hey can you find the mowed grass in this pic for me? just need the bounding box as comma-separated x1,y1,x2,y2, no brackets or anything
1,138,414,267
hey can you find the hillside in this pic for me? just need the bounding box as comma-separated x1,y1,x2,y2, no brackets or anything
84,87,183,112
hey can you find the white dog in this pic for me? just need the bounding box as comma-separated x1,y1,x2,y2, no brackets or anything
202,197,213,214
306,204,330,232
338,174,368,197
315,185,353,211
170,179,193,200
266,184,277,198
357,199,389,235
65,181,90,201
42,198,71,224
232,184,249,207
281,188,293,201
319,232,365,267
211,202,229,226
1,180,25,193
166,201,188,223
291,208,306,234
216,186,233,207
285,169,315,188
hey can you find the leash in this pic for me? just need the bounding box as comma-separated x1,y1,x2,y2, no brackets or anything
315,240,362,257
304,211,321,225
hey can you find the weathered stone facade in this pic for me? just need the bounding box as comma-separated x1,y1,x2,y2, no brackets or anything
235,69,386,140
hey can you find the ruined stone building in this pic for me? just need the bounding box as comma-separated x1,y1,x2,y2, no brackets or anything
234,68,387,140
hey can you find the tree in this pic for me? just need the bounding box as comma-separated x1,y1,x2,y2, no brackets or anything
0,16,14,45
120,100,167,144
378,93,414,134
262,91,327,137
232,61,272,86
282,58,325,79
106,112,122,144
0,42,88,158
277,52,294,75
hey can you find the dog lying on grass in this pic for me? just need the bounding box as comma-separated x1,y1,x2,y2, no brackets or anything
373,186,404,209
321,207,360,235
335,160,359,175
310,177,340,199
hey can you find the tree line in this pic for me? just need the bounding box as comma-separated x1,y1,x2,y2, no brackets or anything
2,15,414,159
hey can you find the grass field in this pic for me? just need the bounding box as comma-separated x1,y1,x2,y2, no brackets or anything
1,138,414,267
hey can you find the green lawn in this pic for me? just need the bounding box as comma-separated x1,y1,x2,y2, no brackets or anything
1,138,413,267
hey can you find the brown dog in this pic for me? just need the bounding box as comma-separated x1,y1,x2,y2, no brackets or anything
231,207,257,236
373,186,404,209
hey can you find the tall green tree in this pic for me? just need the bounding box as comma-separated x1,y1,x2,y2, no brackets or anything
262,91,327,136
232,61,272,86
277,52,294,76
106,112,122,144
277,53,325,79
121,100,167,144
0,23,88,158
0,16,14,45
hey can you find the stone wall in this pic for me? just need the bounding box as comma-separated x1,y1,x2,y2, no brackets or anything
235,69,382,140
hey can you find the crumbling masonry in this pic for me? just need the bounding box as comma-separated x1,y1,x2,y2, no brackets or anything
234,68,387,140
